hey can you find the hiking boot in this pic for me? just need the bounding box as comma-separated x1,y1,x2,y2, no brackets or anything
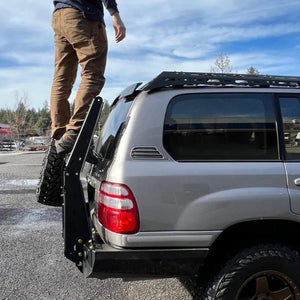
56,129,100,164
55,130,78,154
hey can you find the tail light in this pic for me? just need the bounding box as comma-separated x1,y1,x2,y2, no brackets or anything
98,181,140,234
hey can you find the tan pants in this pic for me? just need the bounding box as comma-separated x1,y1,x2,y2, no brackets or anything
50,8,108,139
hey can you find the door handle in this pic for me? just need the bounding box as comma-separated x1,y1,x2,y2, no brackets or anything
294,178,300,186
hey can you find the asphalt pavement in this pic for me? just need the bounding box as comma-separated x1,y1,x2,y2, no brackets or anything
0,152,194,300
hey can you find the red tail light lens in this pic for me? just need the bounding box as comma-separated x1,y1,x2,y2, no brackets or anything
98,181,140,234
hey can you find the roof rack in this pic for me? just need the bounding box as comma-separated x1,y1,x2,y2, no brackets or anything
142,71,300,92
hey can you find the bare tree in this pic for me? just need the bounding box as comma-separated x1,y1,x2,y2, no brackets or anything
211,54,233,73
247,66,260,75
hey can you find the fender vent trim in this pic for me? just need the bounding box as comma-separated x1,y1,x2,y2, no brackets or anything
131,147,164,159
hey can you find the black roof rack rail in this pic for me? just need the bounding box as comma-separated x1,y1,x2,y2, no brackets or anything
142,71,300,92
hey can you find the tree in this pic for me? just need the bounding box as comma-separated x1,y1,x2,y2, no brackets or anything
0,108,12,124
35,100,51,135
9,92,29,143
211,54,233,73
0,93,51,139
247,66,259,75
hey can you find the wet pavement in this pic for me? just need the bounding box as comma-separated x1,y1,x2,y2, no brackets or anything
0,152,194,300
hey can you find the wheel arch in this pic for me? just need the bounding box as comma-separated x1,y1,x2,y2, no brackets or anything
201,219,300,279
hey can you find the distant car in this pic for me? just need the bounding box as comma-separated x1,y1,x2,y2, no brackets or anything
24,143,48,151
1,140,17,151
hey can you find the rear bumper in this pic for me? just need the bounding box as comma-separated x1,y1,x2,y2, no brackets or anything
83,244,209,279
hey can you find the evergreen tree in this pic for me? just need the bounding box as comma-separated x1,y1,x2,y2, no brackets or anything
35,100,51,135
247,66,260,75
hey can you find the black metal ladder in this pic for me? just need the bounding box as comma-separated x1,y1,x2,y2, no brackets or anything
63,97,103,270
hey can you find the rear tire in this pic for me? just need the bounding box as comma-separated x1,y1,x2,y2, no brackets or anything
202,244,300,300
36,139,65,207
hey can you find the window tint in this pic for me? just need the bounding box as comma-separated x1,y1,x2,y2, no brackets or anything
279,97,300,160
96,99,132,160
163,94,278,161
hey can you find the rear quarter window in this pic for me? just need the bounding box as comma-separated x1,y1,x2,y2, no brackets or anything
163,93,278,161
279,96,300,160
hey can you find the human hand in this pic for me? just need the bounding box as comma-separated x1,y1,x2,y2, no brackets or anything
112,13,126,43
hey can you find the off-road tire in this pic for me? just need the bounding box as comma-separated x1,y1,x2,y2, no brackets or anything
36,139,65,207
202,244,300,300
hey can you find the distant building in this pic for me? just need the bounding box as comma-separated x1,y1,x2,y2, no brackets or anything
0,124,11,136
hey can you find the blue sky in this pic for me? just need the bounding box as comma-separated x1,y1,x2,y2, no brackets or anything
0,0,300,109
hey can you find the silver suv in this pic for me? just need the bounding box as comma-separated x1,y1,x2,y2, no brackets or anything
62,72,300,299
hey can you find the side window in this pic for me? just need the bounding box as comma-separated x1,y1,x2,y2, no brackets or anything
279,97,300,160
163,93,278,161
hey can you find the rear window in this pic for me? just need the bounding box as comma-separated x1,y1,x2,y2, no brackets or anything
279,96,300,160
96,99,132,160
163,93,278,161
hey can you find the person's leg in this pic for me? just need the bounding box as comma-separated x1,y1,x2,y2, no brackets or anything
56,8,108,153
68,21,107,132
61,8,108,134
50,9,78,139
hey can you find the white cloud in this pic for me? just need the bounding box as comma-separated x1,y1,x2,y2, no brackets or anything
229,52,295,75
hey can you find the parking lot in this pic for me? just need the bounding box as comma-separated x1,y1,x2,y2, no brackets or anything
0,152,194,300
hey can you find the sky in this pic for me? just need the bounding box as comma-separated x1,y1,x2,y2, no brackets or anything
0,0,300,109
